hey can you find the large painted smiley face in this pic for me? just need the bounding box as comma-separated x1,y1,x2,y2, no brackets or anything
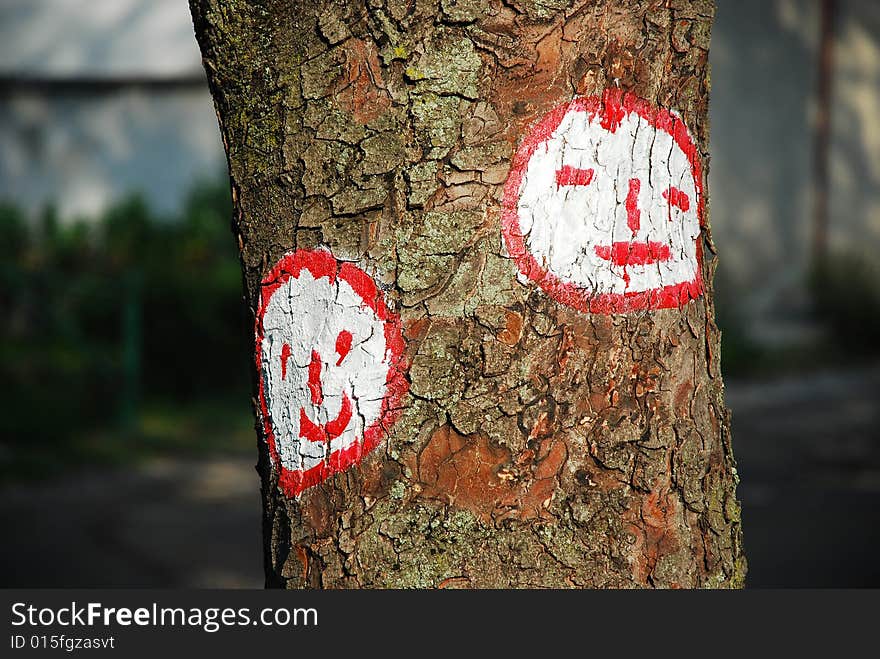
502,89,705,314
256,250,407,498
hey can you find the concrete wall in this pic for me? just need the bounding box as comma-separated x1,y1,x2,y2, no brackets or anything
0,0,203,77
0,0,225,219
0,87,224,220
710,0,880,341
709,0,818,340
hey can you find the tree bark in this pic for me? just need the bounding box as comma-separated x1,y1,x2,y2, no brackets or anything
190,0,746,588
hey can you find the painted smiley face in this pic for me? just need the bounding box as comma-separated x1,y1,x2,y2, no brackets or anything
256,250,407,497
502,89,705,314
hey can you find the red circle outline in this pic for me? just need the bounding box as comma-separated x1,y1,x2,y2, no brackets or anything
501,88,705,314
255,249,409,498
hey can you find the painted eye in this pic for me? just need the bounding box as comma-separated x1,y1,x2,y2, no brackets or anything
335,329,353,366
663,187,690,212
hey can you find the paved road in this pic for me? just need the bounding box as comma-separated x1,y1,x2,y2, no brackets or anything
0,457,264,588
2,366,878,588
727,366,880,587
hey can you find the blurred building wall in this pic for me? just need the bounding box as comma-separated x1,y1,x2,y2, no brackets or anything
830,3,880,262
0,0,225,220
710,0,880,343
0,87,224,220
709,0,816,343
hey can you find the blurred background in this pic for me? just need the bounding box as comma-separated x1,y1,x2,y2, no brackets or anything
0,0,877,588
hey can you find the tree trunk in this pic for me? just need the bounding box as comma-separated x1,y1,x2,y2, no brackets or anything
190,0,746,588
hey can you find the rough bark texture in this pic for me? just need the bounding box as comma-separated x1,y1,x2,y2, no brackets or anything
190,0,746,588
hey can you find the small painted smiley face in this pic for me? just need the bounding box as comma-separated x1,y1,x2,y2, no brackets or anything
502,88,705,314
256,250,407,497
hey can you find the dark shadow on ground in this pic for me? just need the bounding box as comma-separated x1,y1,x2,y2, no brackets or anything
1,366,878,588
730,365,880,587
0,457,263,588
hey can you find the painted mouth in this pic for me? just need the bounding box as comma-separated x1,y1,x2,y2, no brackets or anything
299,391,353,443
594,241,671,266
298,344,354,443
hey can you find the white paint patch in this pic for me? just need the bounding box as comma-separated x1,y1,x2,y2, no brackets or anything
520,111,699,292
260,268,388,475
502,91,705,313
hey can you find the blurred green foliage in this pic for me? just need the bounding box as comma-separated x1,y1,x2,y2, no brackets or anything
713,269,765,377
715,250,880,378
0,180,253,479
3,179,878,478
810,252,880,356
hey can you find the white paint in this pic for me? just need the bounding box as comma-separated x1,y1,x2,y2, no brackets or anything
517,108,701,295
260,269,388,474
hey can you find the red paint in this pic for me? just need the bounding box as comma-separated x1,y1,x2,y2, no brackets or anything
260,248,338,313
324,392,353,437
307,350,324,405
255,249,409,498
594,241,671,266
555,165,595,187
501,87,705,314
280,343,292,380
663,187,690,212
299,329,356,443
298,408,323,444
335,329,353,366
600,87,627,132
626,177,641,234
338,262,379,314
298,392,353,444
